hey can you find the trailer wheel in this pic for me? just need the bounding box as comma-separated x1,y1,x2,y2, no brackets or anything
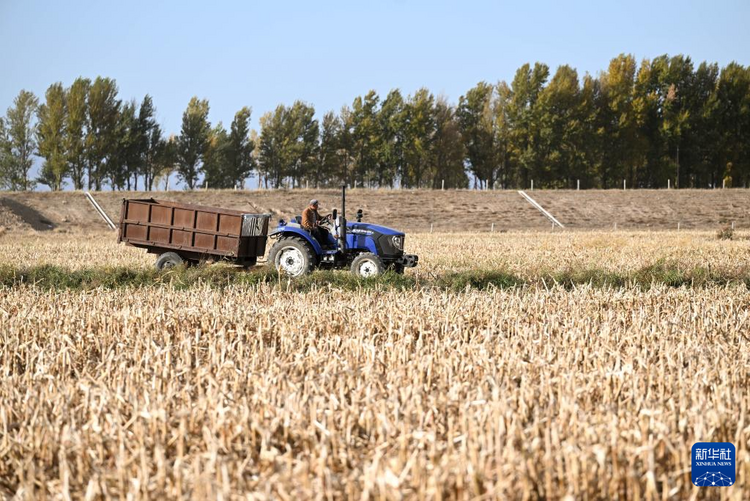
155,252,184,270
351,253,385,278
268,237,316,277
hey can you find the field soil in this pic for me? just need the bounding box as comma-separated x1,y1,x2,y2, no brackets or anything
0,188,748,234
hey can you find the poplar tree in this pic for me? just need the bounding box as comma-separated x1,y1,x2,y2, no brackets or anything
377,89,405,187
143,123,165,191
716,63,750,187
431,96,468,188
37,83,68,190
133,95,157,190
0,118,8,188
65,77,90,190
202,123,231,189
457,82,497,188
176,97,210,189
226,107,255,188
315,111,341,188
1,90,38,190
288,101,318,188
337,106,356,186
112,100,139,190
691,62,722,186
86,77,120,190
258,107,285,188
402,88,435,188
350,91,380,187
505,63,550,188
153,135,177,190
536,65,584,188
597,55,638,188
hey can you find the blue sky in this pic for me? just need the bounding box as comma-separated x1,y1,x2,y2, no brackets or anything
0,0,748,188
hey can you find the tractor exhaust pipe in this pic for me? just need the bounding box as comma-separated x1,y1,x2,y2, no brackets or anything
339,184,347,250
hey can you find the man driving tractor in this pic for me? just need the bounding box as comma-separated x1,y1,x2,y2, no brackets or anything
301,199,331,247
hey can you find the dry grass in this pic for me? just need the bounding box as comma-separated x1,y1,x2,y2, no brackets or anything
1,231,749,499
2,230,750,276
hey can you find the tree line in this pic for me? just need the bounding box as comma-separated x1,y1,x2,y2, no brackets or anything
1,54,748,192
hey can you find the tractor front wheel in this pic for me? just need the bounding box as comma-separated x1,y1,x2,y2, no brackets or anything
350,253,385,278
268,237,316,277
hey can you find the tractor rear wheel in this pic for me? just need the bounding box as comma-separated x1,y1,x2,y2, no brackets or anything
350,253,385,278
268,237,316,277
155,252,184,270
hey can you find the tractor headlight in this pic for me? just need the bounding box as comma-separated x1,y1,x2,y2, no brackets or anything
392,235,404,251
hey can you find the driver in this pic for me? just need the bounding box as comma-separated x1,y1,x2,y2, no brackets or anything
301,199,331,246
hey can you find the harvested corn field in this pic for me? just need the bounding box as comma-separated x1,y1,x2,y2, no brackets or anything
1,230,749,499
3,230,750,276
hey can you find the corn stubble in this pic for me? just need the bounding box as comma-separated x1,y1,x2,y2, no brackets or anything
1,231,749,499
3,230,749,275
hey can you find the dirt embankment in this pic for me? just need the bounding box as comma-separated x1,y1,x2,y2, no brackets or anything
0,188,748,234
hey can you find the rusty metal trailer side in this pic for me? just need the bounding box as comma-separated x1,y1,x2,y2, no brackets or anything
118,199,269,264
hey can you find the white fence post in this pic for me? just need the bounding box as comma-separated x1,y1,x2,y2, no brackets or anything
623,179,626,190
441,179,445,191
531,180,534,191
491,222,495,233
577,179,580,191
723,179,726,189
667,179,671,190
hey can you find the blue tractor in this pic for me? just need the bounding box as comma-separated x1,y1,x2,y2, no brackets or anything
268,186,418,278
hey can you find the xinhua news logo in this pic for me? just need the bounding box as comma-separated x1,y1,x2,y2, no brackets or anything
691,442,735,487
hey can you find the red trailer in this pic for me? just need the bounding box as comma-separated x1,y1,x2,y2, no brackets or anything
118,198,270,269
